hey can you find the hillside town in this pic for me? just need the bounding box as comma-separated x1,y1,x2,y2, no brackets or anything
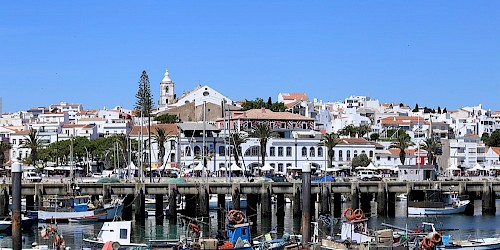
1,69,500,181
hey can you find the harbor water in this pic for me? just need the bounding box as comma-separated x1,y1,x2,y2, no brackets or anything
2,200,500,248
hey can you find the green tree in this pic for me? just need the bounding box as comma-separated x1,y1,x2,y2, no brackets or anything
22,128,43,165
135,70,154,181
0,141,12,167
437,106,442,114
241,98,286,112
319,132,340,169
370,133,380,141
389,131,413,165
250,123,278,167
481,132,490,144
420,138,441,165
155,114,180,124
351,154,371,169
443,108,447,113
486,130,500,147
266,97,272,109
413,103,419,112
225,132,248,167
338,124,357,137
357,124,371,138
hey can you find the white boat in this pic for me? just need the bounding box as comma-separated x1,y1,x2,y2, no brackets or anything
408,191,470,215
83,221,147,247
209,195,247,210
437,237,500,250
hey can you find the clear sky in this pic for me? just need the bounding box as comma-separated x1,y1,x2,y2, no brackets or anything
1,1,500,113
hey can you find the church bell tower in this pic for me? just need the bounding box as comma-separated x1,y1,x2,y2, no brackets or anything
159,69,175,109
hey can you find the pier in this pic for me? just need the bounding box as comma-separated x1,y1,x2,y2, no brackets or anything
1,180,498,219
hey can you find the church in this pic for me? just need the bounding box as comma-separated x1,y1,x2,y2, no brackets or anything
156,69,236,122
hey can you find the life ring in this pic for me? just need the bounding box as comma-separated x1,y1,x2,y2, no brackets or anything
421,237,433,249
431,233,442,243
228,210,245,224
189,223,200,233
343,208,355,220
353,209,363,220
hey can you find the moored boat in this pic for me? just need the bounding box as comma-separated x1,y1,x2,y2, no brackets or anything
83,220,148,248
408,191,470,216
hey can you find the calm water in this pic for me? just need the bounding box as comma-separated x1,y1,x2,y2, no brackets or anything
3,200,500,249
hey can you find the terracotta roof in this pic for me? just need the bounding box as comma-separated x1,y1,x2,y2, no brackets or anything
231,109,314,121
129,124,178,136
40,112,65,115
491,147,500,155
62,124,86,128
337,138,373,145
381,116,427,125
281,93,308,101
285,100,301,108
389,148,415,155
14,130,30,135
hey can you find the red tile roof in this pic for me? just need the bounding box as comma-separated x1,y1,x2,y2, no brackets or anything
381,116,427,125
231,109,314,121
281,93,308,101
491,147,500,155
129,124,178,136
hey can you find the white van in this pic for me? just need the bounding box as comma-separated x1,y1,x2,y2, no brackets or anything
23,172,42,182
357,170,382,181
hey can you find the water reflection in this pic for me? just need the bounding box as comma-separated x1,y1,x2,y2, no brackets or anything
4,199,500,248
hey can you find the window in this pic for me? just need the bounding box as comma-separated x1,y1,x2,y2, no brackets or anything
120,229,127,239
185,146,191,156
278,163,284,172
286,163,292,171
278,147,283,157
369,151,373,158
286,147,292,157
318,148,323,157
354,150,358,158
270,163,275,170
244,146,260,156
339,150,343,161
270,147,275,157
347,151,351,161
12,139,16,145
219,146,225,156
194,146,201,156
309,147,315,157
219,163,225,170
301,147,307,157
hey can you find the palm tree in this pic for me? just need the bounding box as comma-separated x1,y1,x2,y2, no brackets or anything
22,128,42,165
225,132,248,167
389,131,413,165
0,141,12,168
319,132,340,169
420,138,441,165
153,127,167,166
357,124,371,138
250,123,278,167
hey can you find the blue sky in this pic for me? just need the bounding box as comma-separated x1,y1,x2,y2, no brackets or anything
1,1,500,113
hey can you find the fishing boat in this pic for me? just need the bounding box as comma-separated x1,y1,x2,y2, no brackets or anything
0,215,35,232
320,208,410,250
436,237,500,250
30,195,124,222
408,191,470,215
83,221,148,248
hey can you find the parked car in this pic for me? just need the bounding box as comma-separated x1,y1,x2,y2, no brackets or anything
357,170,382,181
23,172,42,182
264,173,287,182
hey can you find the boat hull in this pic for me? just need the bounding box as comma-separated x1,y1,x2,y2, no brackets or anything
408,203,467,215
437,238,500,250
35,203,124,222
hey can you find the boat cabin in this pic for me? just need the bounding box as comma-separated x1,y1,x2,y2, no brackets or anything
46,195,91,212
97,221,133,246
